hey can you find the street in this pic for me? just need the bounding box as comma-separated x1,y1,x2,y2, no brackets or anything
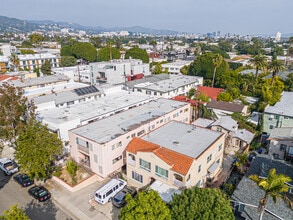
0,172,75,220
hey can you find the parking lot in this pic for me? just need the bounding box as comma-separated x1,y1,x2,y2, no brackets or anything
0,172,75,220
45,176,121,220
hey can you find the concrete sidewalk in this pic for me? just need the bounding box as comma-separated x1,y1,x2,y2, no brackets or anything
45,177,120,220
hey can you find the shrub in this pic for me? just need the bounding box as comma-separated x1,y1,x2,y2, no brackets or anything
66,159,78,179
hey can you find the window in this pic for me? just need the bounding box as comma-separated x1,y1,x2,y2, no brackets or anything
280,144,287,151
196,180,201,187
187,174,191,182
284,116,290,120
207,154,212,163
132,171,143,183
217,158,220,164
184,108,188,112
94,154,98,163
139,159,151,172
89,143,93,151
155,166,168,179
113,155,122,164
131,133,136,138
137,130,145,136
112,141,122,150
217,127,222,132
198,165,201,173
269,125,274,129
218,144,222,152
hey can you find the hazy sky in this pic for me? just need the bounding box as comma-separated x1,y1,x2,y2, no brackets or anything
1,0,292,35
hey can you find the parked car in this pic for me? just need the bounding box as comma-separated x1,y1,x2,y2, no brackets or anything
13,173,34,187
112,186,137,208
0,158,18,175
28,186,51,202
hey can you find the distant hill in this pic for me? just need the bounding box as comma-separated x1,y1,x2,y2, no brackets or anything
0,16,39,32
0,15,179,35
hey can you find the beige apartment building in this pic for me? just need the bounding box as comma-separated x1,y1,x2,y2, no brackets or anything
126,121,225,189
69,98,191,179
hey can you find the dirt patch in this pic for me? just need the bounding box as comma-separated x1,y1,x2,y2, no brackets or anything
58,166,91,186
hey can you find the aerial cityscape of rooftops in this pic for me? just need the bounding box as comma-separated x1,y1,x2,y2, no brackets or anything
0,3,293,220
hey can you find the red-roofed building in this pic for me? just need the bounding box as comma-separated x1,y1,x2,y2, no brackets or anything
126,120,225,189
172,95,202,121
0,74,19,82
197,86,224,101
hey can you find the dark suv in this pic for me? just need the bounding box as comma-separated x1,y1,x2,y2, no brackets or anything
112,186,137,208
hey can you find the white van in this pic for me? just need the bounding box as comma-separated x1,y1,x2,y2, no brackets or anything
94,178,127,204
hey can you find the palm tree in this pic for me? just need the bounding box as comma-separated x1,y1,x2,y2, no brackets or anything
212,54,223,87
249,168,292,220
269,59,286,86
9,54,20,71
249,54,268,78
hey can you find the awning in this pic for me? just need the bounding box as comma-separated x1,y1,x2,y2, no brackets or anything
208,161,220,174
150,180,181,203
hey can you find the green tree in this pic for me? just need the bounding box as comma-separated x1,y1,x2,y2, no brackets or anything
180,65,189,75
153,63,162,74
20,49,34,55
269,59,286,85
29,33,44,47
188,52,229,86
138,38,147,44
234,152,249,174
260,78,284,106
15,119,63,181
9,54,20,71
97,46,121,61
41,59,51,75
60,45,73,57
66,159,78,183
90,36,102,48
20,41,33,48
1,204,29,220
125,47,149,63
217,92,233,102
60,56,77,67
284,72,293,91
169,187,234,220
71,42,97,62
249,168,292,220
212,54,223,87
119,190,171,220
0,84,35,153
249,54,268,78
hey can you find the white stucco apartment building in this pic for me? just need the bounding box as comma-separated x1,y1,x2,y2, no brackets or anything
126,121,225,189
68,98,191,179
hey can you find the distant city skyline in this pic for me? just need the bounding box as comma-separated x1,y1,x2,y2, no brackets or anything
1,0,292,36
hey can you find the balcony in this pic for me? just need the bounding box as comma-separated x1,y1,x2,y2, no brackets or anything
173,179,183,188
79,157,90,167
128,158,135,166
78,145,89,154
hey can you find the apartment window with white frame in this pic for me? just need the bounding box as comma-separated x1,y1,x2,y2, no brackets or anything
94,154,98,163
113,155,122,164
139,159,151,172
198,164,201,173
132,171,143,183
155,166,168,179
218,144,223,152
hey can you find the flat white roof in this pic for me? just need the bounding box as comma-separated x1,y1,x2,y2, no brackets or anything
37,90,154,127
70,98,189,143
265,92,293,117
127,74,202,93
142,121,223,159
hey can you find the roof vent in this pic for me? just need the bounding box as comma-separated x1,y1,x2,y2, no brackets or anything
173,141,179,145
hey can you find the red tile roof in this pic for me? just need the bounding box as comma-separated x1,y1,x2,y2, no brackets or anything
0,75,19,82
126,138,194,175
197,86,224,101
172,95,200,106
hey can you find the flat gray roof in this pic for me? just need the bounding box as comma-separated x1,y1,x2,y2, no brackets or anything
268,127,293,139
126,74,202,92
37,90,154,126
32,85,103,105
211,116,238,132
141,121,223,159
265,92,293,117
70,98,189,143
5,75,70,88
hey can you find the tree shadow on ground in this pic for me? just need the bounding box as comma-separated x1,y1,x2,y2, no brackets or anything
24,199,59,220
111,205,120,220
0,173,11,191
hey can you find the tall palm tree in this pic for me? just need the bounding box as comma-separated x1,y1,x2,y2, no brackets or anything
269,59,286,86
9,54,20,71
249,168,292,220
212,54,223,87
249,54,268,78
